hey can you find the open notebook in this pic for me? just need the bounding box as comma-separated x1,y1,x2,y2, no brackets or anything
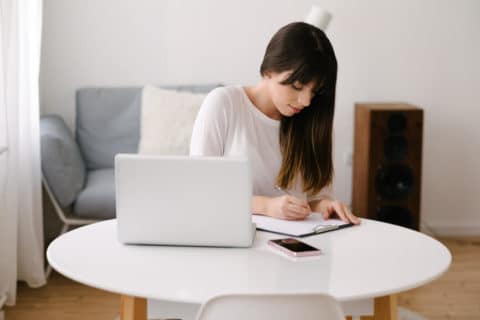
252,213,353,237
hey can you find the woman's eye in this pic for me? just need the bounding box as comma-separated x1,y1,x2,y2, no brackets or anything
292,84,303,90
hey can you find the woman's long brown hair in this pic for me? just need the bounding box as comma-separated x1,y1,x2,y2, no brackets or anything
260,22,337,196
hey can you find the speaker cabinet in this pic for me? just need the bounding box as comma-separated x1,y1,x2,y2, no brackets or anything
352,103,423,230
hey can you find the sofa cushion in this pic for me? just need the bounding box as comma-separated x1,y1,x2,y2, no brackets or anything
76,85,221,170
76,88,141,170
138,85,205,155
73,168,115,219
40,115,86,207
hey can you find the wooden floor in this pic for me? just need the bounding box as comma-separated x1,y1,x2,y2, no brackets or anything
4,237,480,320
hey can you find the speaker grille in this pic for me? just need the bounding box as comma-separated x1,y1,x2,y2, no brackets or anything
387,113,407,132
375,165,414,200
384,136,408,161
376,206,414,228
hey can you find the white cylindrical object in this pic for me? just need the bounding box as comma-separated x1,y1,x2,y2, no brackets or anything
304,5,332,31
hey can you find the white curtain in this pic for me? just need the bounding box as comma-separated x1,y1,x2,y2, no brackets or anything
0,0,45,307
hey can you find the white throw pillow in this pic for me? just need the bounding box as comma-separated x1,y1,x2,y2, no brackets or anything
138,85,206,155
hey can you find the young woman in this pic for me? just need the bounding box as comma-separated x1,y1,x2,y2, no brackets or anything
190,22,360,224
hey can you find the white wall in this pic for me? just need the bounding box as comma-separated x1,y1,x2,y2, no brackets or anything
40,0,480,236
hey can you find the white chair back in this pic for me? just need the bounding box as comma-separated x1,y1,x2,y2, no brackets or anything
195,293,345,320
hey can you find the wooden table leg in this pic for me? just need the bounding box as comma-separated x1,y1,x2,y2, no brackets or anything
373,295,397,320
359,294,398,320
120,295,147,320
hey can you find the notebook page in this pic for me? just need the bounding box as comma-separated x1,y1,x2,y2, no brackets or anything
252,213,348,237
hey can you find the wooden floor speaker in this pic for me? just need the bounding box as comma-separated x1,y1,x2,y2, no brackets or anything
352,103,423,230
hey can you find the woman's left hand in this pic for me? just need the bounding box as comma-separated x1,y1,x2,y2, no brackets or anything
318,199,361,225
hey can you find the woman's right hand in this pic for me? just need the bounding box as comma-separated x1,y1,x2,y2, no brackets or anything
266,195,311,220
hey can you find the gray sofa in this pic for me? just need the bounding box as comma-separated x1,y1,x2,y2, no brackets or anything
40,84,219,221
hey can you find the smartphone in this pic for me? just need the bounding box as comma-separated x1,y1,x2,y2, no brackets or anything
267,238,321,257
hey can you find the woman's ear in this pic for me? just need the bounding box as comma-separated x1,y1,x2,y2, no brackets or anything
263,71,272,79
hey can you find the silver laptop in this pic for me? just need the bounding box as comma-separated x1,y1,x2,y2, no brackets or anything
115,154,255,247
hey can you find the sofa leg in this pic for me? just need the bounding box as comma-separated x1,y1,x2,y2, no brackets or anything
45,264,53,279
60,223,69,235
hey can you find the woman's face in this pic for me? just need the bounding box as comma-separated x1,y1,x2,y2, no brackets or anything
265,70,316,117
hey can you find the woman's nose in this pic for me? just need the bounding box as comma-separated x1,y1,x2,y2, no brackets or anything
297,90,312,107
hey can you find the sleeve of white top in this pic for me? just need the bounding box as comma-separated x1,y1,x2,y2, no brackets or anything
307,184,335,202
189,88,230,156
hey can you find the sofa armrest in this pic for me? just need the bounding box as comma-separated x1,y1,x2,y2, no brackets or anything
40,115,86,207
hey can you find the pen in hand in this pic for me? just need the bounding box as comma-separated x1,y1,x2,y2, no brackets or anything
274,185,291,195
274,185,312,219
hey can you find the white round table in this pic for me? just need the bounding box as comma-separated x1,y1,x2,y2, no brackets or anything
47,219,451,320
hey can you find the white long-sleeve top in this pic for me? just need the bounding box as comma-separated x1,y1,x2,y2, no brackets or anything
189,85,334,202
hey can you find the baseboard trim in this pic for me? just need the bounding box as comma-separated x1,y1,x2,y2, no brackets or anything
423,220,480,237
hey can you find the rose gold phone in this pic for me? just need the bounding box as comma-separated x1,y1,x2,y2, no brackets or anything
267,238,321,257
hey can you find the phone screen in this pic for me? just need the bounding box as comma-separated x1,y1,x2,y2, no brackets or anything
270,238,319,252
